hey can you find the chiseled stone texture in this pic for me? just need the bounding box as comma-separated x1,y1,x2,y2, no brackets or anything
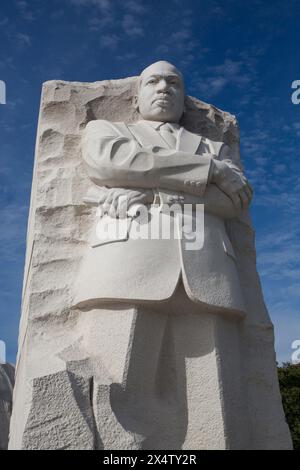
0,363,15,450
9,77,292,449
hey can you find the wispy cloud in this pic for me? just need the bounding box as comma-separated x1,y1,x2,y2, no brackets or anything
67,0,147,41
194,58,253,98
0,12,32,51
152,11,204,68
88,14,113,31
16,0,36,21
272,306,299,364
256,216,300,298
125,0,147,14
100,33,119,49
292,122,300,137
15,32,31,47
116,51,137,61
122,14,144,37
255,218,300,364
69,0,111,9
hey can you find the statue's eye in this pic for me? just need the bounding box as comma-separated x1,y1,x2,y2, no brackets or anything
147,79,157,85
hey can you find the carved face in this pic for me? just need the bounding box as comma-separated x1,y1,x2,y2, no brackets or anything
136,61,185,123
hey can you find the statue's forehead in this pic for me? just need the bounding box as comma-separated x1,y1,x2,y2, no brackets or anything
140,62,183,82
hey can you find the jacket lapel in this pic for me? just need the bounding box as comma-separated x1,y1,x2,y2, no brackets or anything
177,127,202,154
128,121,170,149
127,121,203,155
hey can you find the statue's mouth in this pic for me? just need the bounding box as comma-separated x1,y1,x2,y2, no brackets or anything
153,96,172,105
153,93,171,100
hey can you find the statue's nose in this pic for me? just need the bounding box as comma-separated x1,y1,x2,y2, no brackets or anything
157,79,168,91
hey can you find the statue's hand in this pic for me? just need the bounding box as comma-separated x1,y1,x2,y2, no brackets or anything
211,160,253,211
98,187,154,218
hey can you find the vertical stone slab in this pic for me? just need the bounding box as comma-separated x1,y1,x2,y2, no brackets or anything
9,78,292,449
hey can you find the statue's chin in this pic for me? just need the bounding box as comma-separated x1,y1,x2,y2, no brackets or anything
141,108,179,123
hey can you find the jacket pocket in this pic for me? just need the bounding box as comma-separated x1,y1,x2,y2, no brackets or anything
91,216,132,248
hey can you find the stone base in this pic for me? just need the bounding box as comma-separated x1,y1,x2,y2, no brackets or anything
11,282,289,450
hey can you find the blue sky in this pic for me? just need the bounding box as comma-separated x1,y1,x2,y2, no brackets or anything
0,0,299,364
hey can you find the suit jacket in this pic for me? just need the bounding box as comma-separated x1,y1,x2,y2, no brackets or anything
73,119,246,317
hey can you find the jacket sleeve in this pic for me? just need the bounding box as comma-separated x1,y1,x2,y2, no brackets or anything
158,185,241,219
158,140,247,219
203,138,244,182
218,142,244,173
207,140,249,217
82,120,213,197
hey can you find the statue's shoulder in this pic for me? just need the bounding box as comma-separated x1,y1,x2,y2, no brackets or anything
84,119,129,136
198,134,227,156
182,127,227,156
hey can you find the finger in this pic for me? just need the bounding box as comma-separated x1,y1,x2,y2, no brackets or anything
103,198,115,217
143,189,154,204
129,194,147,206
108,197,118,218
117,195,130,218
97,192,108,204
102,203,109,214
107,193,114,204
103,192,113,205
108,205,116,218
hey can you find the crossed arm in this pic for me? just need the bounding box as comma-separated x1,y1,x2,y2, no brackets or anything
82,119,252,218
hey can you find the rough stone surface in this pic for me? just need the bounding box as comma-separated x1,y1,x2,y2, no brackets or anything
0,363,14,450
9,76,292,449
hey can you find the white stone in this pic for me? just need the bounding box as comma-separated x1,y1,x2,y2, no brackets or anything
9,62,292,450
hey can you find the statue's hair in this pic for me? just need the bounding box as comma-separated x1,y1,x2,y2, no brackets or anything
136,61,184,92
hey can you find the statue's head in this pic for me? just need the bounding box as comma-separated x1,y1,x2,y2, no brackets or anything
135,61,185,123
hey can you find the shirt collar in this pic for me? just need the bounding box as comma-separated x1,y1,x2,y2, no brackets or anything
139,120,180,131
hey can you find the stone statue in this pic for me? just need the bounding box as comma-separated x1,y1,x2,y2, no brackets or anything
9,62,292,450
74,61,250,313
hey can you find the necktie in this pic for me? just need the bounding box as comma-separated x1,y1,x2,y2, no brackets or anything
159,122,178,149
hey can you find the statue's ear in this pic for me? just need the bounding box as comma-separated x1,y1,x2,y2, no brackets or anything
133,94,139,111
180,107,186,123
183,96,187,113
